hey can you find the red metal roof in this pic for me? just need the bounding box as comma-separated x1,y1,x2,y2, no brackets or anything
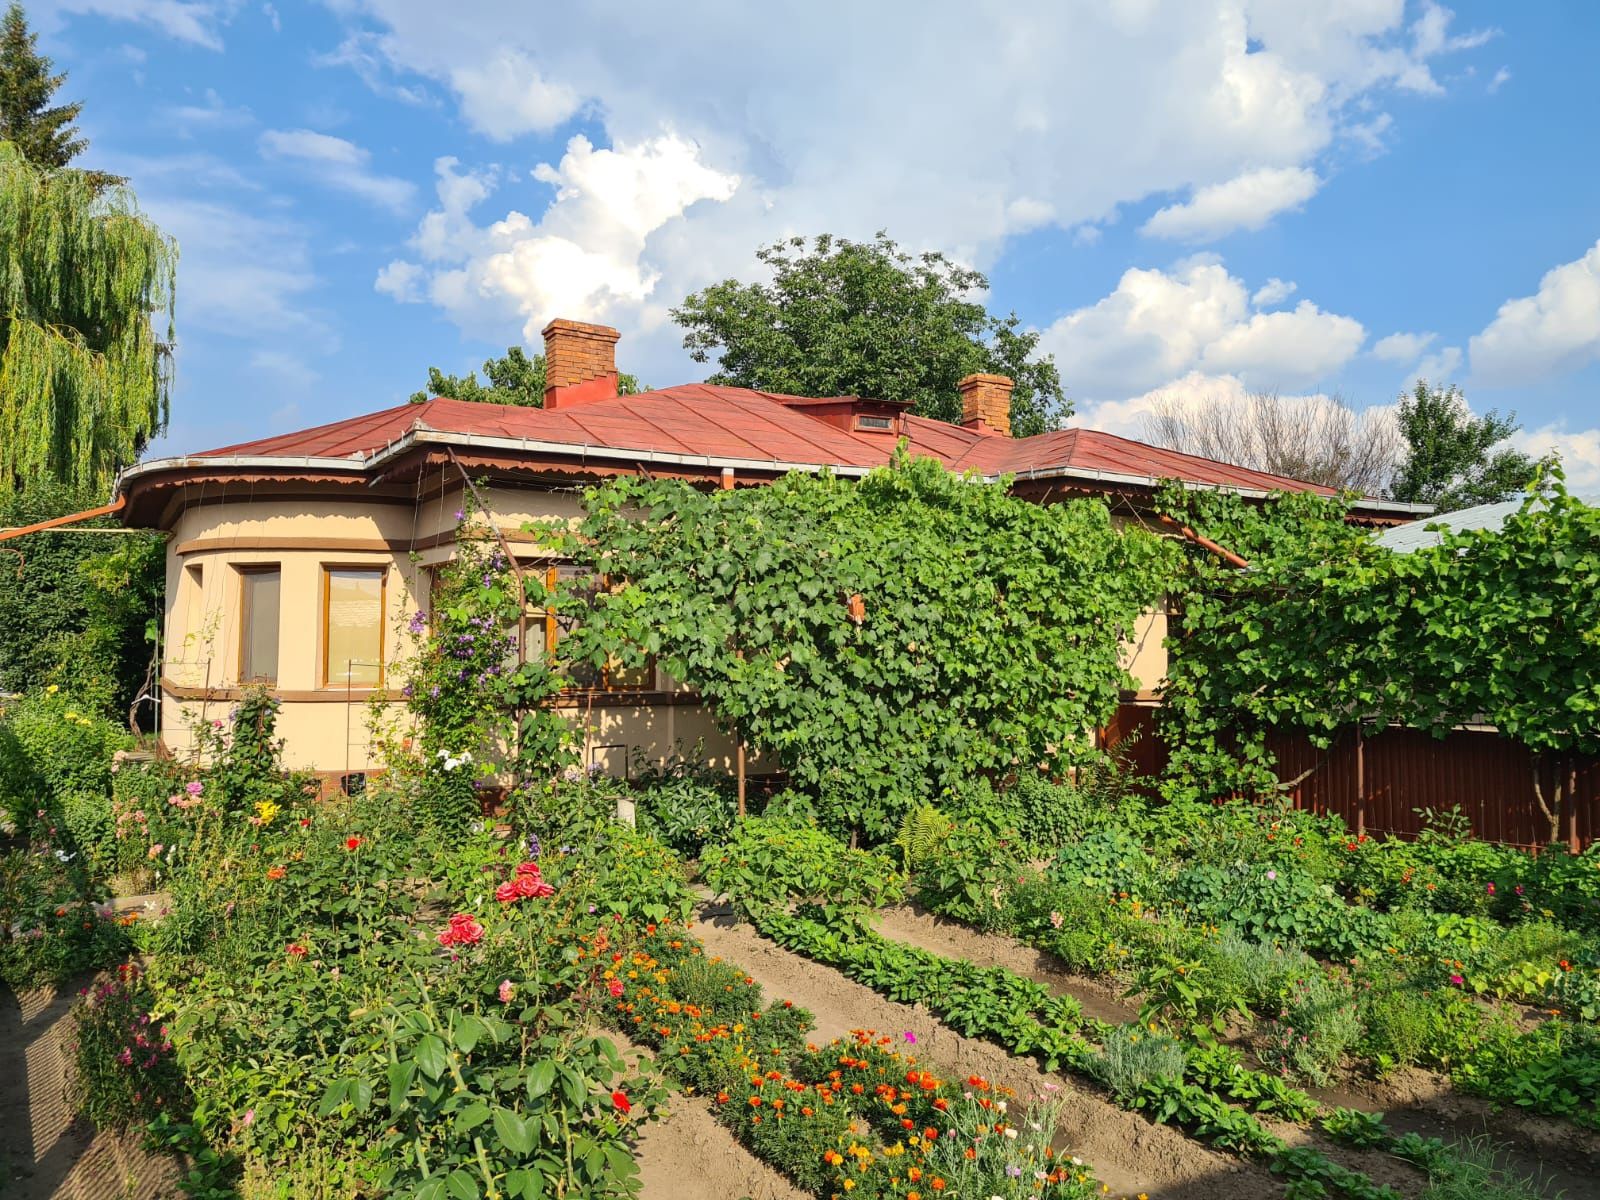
191,384,1346,496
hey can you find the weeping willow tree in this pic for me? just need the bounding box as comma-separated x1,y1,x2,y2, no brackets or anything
0,141,175,496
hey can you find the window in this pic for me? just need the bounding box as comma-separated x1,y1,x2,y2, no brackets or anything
525,564,654,691
324,567,386,687
238,566,281,684
855,414,894,431
184,562,205,631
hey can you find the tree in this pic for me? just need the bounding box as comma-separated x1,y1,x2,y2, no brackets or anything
671,233,1065,437
0,144,175,495
410,345,641,406
1142,390,1400,495
0,2,116,186
0,482,164,717
1391,381,1536,512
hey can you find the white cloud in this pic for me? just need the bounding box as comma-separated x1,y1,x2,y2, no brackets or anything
249,348,318,389
1252,277,1297,306
137,195,330,348
259,129,416,214
1201,299,1366,382
1469,238,1600,385
165,88,252,134
385,134,739,340
449,51,582,140
374,260,425,303
1141,166,1320,242
1510,424,1600,491
45,0,227,48
1488,66,1511,93
1412,344,1462,382
330,0,1496,369
1041,257,1364,402
1372,330,1436,362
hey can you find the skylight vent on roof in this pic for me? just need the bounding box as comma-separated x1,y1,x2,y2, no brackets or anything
855,415,895,432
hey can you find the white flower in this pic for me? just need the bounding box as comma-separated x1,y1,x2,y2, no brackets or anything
996,1099,1007,1113
1004,1127,1018,1139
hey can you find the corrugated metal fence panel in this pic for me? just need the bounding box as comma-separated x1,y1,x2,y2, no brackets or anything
1104,704,1600,850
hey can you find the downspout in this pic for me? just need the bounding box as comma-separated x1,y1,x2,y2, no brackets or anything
0,496,127,543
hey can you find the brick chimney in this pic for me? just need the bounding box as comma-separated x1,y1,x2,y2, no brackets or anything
958,373,1014,437
542,318,621,409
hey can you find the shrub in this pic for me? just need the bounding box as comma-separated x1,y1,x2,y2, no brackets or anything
634,767,736,858
1091,1024,1186,1102
1356,968,1438,1072
0,688,129,837
69,962,188,1130
914,822,1026,928
0,847,128,989
1201,929,1317,1013
1259,968,1363,1086
702,816,904,916
1050,826,1163,904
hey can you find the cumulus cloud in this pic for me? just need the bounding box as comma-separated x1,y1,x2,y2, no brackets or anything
381,134,739,340
1469,239,1600,385
449,51,582,140
1509,424,1600,491
328,0,1497,368
259,129,415,213
1252,277,1297,306
1372,331,1436,362
1041,257,1364,402
1141,166,1321,242
1412,345,1462,382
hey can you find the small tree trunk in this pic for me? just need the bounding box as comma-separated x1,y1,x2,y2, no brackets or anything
1531,753,1563,847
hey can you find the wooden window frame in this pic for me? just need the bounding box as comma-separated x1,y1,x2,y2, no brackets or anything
526,563,655,693
236,564,281,686
321,564,388,689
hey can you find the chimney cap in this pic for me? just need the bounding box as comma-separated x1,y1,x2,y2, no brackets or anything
540,317,620,341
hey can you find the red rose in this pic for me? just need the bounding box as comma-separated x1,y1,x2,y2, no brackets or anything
345,836,362,851
611,1090,630,1115
495,881,521,903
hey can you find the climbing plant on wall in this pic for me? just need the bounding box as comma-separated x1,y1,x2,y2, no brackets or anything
546,451,1174,842
1157,464,1600,843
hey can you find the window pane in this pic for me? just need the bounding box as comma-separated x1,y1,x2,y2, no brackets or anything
240,569,280,683
326,568,384,686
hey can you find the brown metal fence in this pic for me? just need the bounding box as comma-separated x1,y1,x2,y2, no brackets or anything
1101,703,1600,850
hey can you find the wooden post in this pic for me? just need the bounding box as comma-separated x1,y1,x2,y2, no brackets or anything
1570,758,1583,855
1355,724,1366,839
736,737,747,818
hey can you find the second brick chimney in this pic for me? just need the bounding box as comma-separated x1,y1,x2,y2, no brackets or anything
542,318,621,409
958,373,1014,437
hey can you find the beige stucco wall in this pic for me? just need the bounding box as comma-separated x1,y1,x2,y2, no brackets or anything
157,482,741,777
158,478,1169,776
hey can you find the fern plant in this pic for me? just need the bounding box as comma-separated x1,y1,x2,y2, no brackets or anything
893,803,953,873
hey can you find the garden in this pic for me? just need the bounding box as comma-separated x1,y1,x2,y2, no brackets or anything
2,455,1597,1200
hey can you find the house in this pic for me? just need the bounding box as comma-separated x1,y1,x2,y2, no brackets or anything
114,318,1427,787
1372,490,1600,553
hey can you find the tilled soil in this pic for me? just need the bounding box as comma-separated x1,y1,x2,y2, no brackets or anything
878,902,1600,1198
615,1031,810,1200
693,903,1285,1200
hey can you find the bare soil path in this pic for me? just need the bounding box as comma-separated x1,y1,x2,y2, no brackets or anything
615,1029,810,1200
693,902,1287,1200
0,976,181,1200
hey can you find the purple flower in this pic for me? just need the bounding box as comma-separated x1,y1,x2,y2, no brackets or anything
454,509,465,522
185,780,204,797
903,1031,916,1044
526,832,542,860
407,611,428,634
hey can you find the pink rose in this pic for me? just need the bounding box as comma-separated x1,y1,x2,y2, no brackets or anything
498,979,516,1003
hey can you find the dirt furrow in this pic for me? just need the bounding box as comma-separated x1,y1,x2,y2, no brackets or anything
613,1031,809,1200
691,904,1284,1200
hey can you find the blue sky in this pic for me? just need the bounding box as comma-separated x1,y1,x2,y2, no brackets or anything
31,0,1600,484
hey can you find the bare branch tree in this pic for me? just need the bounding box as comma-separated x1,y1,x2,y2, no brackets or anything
1142,390,1402,495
